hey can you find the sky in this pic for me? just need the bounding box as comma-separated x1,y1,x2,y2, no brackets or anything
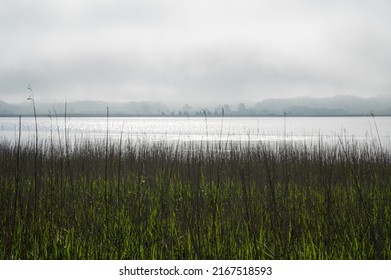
1,0,391,105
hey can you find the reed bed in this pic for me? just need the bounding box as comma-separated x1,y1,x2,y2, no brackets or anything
0,135,390,259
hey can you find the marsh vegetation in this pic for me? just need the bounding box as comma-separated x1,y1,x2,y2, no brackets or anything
1,125,390,259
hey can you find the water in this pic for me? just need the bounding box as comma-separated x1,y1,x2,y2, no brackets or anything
1,116,391,149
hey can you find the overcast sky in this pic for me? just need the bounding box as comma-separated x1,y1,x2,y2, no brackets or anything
1,0,390,105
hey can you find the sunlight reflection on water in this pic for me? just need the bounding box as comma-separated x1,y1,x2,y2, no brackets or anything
1,116,390,150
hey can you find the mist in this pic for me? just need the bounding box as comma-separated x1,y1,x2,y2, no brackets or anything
1,0,391,104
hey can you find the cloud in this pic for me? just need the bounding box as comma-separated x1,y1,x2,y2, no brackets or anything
1,0,391,104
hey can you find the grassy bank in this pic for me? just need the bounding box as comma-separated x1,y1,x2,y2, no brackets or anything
0,137,390,259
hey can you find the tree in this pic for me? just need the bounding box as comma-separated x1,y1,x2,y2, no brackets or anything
238,103,246,114
223,104,231,115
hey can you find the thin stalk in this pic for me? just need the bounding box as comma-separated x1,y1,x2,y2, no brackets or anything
54,109,64,212
203,109,209,152
283,112,287,145
27,84,38,214
371,113,382,150
14,115,22,217
64,99,74,212
117,122,124,206
105,107,109,222
219,106,224,152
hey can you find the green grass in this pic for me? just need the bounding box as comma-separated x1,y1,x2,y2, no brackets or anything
0,136,390,259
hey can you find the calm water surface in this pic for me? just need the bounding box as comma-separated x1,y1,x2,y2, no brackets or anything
1,116,391,149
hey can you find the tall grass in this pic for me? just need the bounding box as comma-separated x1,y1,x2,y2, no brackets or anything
0,127,390,259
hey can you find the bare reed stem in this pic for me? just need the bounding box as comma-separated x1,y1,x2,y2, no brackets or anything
371,113,382,150
14,115,22,218
105,107,109,222
27,84,38,214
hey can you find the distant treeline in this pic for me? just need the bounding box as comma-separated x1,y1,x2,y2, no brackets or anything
1,95,391,116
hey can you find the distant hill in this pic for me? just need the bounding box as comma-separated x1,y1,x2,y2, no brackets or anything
252,95,391,116
0,95,390,116
0,100,170,116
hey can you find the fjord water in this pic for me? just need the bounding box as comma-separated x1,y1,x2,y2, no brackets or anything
1,116,391,149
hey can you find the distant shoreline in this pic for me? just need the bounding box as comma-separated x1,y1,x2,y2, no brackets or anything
1,114,390,118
